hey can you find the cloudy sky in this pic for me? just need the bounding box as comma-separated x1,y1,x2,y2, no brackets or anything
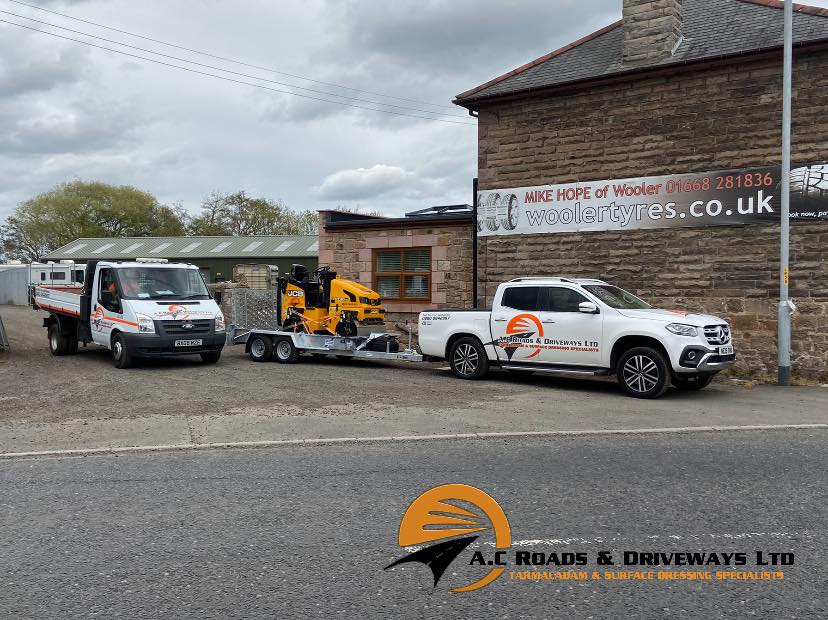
1,0,824,221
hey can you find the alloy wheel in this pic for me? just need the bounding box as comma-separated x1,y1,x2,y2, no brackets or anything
453,343,479,376
622,355,659,393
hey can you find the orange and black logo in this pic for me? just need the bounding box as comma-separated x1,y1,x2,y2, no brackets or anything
384,484,511,593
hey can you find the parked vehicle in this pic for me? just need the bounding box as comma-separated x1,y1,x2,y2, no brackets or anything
32,259,226,368
418,278,736,398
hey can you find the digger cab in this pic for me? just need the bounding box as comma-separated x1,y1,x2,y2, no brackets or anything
287,264,337,309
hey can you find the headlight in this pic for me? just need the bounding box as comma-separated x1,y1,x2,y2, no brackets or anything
215,312,225,332
359,297,370,304
665,323,698,337
136,313,155,334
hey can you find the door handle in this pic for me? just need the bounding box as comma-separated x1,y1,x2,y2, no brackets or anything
493,316,507,322
541,320,556,324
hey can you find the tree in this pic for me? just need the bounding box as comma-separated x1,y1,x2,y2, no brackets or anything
188,191,319,236
1,181,187,261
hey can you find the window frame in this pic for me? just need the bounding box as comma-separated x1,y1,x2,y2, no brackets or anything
372,247,432,302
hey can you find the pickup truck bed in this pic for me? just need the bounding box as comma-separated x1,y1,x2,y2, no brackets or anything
32,287,81,317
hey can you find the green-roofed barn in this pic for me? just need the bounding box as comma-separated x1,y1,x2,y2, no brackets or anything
43,236,319,283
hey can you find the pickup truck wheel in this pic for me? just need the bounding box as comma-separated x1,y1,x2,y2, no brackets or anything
617,347,669,399
449,337,489,380
48,324,70,356
248,335,273,362
111,333,133,369
673,374,713,391
274,337,300,364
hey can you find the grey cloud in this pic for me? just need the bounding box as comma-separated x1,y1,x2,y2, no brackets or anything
0,25,90,97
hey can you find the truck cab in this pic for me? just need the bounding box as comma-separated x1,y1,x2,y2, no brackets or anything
35,259,226,368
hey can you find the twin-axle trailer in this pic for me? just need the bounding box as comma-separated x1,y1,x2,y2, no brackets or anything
230,326,424,364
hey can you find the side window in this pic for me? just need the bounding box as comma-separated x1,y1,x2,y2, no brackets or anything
52,272,66,281
40,272,46,281
98,268,119,310
75,270,84,284
501,286,542,311
544,287,590,312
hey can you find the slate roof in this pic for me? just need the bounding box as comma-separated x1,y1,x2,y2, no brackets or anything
43,236,319,261
455,0,828,105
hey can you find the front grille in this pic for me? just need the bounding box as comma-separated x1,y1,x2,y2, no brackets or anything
703,324,731,345
162,319,212,335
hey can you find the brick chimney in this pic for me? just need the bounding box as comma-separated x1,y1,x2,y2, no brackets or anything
623,0,683,66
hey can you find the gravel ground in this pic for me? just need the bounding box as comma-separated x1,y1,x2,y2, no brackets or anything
1,305,827,438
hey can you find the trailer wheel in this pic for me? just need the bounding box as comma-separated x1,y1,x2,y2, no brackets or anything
448,336,489,380
111,333,133,369
48,324,70,356
248,335,273,363
274,337,300,364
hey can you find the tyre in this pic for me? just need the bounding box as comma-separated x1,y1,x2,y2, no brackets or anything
67,339,79,355
201,351,222,364
448,337,489,380
673,374,713,391
48,324,70,356
111,333,133,369
274,337,300,364
617,346,670,399
248,335,274,363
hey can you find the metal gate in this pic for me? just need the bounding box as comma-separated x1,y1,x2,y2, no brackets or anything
0,315,9,352
232,288,280,330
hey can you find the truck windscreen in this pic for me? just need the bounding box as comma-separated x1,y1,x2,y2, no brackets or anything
117,268,210,300
582,285,651,310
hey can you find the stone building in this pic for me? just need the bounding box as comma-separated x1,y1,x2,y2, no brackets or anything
454,0,828,380
318,207,474,327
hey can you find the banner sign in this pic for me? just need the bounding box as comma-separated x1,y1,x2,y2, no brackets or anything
476,162,828,236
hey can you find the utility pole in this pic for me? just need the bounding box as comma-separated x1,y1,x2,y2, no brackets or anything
778,0,793,386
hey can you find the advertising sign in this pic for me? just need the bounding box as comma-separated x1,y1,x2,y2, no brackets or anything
477,162,828,236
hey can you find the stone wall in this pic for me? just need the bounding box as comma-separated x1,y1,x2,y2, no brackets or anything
476,50,828,381
318,213,474,329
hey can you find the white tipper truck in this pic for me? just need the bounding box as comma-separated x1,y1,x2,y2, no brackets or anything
418,278,736,398
32,259,226,368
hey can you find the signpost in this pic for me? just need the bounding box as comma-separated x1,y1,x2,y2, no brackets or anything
778,0,793,386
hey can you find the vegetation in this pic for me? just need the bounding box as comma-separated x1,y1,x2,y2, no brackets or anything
0,181,320,261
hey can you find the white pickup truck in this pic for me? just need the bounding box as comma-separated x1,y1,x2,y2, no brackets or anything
33,259,226,368
418,278,735,398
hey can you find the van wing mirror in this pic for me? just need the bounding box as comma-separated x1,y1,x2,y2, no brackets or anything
579,301,599,314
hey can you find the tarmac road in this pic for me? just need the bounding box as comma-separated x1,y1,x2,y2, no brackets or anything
1,429,825,619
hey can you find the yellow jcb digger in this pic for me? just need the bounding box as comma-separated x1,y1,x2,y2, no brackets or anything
277,264,385,337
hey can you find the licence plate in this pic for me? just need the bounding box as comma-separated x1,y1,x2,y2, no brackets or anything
175,339,203,347
718,345,734,355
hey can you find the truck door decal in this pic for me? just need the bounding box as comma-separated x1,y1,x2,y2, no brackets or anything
488,313,544,360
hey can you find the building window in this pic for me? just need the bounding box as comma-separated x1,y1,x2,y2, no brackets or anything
374,248,431,301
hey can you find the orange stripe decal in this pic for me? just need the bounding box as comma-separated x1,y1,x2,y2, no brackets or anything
36,302,80,316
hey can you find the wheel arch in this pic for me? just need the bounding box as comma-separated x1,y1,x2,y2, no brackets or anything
445,331,486,360
610,335,670,372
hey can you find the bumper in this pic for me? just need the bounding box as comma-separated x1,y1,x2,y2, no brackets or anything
122,331,226,356
675,344,736,374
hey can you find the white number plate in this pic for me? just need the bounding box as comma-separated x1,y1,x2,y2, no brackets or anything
175,339,203,347
718,345,734,355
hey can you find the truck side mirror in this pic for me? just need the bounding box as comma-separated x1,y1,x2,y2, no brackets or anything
579,301,599,314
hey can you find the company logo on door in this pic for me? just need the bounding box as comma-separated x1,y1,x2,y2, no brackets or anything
492,313,600,360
